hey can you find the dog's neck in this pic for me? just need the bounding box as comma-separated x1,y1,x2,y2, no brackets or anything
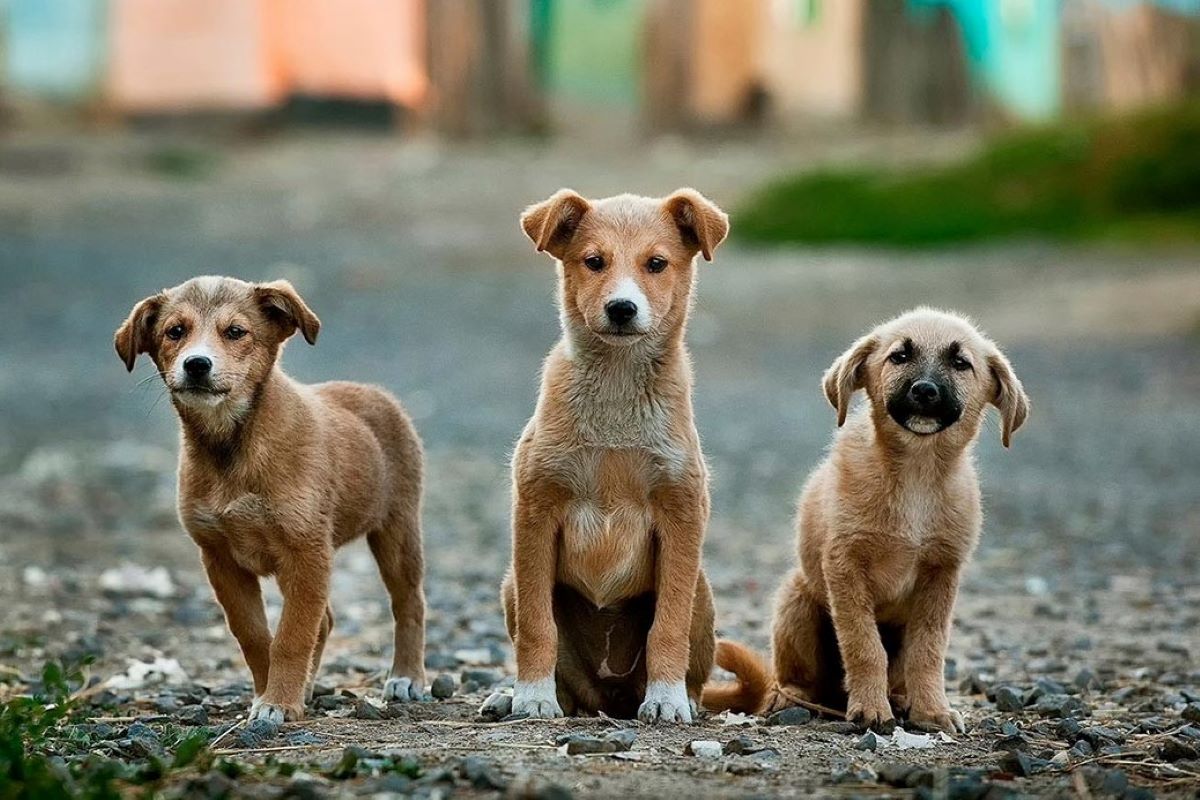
175,367,301,474
559,322,688,448
859,404,978,484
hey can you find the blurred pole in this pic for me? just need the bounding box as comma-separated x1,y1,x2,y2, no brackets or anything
641,0,694,133
423,0,545,137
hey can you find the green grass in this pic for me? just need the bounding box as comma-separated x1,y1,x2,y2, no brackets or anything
737,105,1200,247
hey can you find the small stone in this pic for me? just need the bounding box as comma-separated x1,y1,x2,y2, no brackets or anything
556,730,635,755
312,694,350,712
309,681,335,699
1179,725,1200,740
430,674,456,699
460,669,500,688
1069,740,1093,758
1050,751,1070,768
604,730,637,751
1074,667,1100,691
1081,767,1128,796
234,718,279,749
353,699,384,720
1032,694,1089,719
478,691,512,722
765,706,812,726
1159,738,1199,762
831,760,876,784
992,734,1031,752
723,735,762,755
154,694,182,714
994,685,1026,712
856,730,882,751
999,750,1035,777
459,757,507,791
1056,718,1083,741
1079,725,1125,748
174,704,208,726
1181,703,1200,724
684,740,722,759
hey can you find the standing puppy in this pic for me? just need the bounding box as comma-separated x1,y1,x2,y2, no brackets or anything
704,309,1029,733
115,276,427,722
500,189,728,722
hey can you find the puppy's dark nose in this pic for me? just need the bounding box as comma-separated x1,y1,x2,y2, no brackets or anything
605,299,638,326
183,356,212,378
908,380,940,406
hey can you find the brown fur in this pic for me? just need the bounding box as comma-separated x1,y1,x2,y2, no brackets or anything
703,309,1029,733
115,276,427,722
501,189,728,722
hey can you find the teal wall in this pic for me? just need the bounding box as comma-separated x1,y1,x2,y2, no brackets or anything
6,0,106,99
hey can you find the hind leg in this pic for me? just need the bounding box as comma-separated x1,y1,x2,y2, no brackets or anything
769,569,829,712
369,508,427,703
304,605,335,703
685,573,716,716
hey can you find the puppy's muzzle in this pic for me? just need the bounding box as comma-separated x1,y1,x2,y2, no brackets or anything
888,378,961,435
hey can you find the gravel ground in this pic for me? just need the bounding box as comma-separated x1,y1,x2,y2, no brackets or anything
0,128,1198,798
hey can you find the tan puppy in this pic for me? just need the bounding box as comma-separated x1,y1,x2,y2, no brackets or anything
115,276,426,722
498,189,728,722
704,309,1029,733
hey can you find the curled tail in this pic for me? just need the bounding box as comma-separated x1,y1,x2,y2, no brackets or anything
701,639,773,714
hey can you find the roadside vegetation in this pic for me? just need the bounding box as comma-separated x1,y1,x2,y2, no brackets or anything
737,104,1200,246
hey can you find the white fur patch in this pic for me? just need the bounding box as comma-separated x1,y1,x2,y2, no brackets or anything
608,277,649,328
638,680,693,724
512,677,563,719
382,676,423,703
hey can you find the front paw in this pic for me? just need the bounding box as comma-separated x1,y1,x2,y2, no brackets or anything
638,681,694,724
250,696,304,723
908,702,965,734
512,678,563,719
847,689,895,732
383,675,425,703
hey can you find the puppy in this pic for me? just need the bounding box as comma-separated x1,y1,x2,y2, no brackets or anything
704,308,1029,733
115,276,427,722
498,189,728,722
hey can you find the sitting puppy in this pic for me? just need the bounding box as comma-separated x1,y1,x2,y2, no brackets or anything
704,308,1029,733
498,189,728,722
115,276,427,722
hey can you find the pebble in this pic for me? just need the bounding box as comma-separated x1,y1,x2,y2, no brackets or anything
1159,738,1199,762
459,757,507,791
765,706,812,726
478,691,512,722
233,718,279,749
994,685,1025,712
1181,702,1200,724
1032,694,1089,718
722,735,768,756
999,750,1036,777
1074,667,1100,691
556,730,636,755
855,730,882,751
684,740,722,759
430,673,457,699
352,699,384,720
312,694,350,712
876,763,934,789
174,704,208,726
460,668,500,687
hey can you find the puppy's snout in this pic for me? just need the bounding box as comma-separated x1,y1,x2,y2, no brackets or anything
183,355,213,379
907,380,940,407
605,299,638,326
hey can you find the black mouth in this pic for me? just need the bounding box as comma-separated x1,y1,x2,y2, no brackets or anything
886,397,962,435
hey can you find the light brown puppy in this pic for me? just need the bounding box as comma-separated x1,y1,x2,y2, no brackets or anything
115,276,426,722
499,189,728,722
704,309,1029,733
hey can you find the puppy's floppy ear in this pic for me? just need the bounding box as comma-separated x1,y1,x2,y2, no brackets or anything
521,189,590,259
114,293,165,372
255,280,321,345
822,333,877,427
664,188,729,261
987,348,1029,448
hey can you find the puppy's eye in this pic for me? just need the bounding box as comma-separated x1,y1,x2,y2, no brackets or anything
225,325,247,341
583,255,605,272
165,325,186,341
887,351,909,365
646,256,668,273
951,355,972,372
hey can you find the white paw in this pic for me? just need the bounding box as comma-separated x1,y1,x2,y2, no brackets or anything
638,681,693,724
512,677,563,719
382,676,423,703
248,700,286,725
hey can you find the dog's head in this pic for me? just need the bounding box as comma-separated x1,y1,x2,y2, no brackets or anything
115,276,320,419
823,308,1030,447
520,189,728,347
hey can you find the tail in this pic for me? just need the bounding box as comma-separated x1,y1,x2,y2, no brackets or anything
701,639,773,714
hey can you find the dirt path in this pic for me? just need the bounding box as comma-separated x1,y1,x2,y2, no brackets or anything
0,129,1198,797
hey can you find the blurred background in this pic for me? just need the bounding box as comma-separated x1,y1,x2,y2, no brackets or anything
0,0,1198,704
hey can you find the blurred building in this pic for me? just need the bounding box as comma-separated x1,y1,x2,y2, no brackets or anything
0,0,1197,133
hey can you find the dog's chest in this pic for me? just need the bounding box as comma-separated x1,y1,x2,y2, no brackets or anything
183,491,281,575
555,449,658,608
